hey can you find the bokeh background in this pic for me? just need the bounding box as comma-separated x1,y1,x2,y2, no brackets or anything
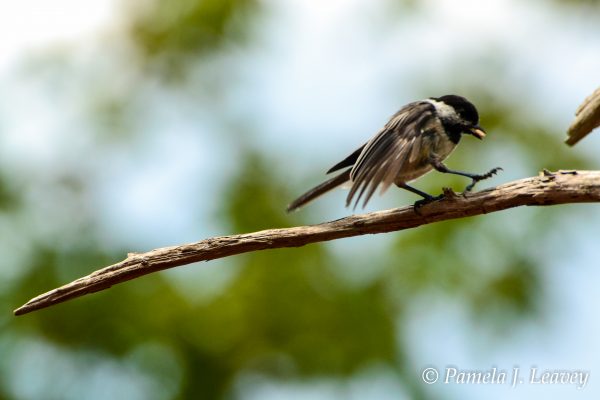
1,0,600,399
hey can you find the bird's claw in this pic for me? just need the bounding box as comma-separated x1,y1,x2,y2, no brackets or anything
413,193,445,212
464,167,503,192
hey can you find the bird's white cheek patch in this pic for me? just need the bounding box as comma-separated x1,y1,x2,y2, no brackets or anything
425,99,458,120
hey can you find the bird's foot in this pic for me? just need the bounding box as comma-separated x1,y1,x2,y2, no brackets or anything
413,193,445,213
464,167,503,192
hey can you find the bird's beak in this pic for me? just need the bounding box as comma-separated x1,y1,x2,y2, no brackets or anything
469,125,486,140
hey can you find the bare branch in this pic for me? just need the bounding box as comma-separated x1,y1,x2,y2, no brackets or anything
14,170,600,316
566,87,600,146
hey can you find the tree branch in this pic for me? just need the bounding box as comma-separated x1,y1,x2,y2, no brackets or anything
566,87,600,146
14,170,600,316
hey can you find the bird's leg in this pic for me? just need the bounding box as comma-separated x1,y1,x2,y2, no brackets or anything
396,183,444,209
430,159,502,192
463,167,503,191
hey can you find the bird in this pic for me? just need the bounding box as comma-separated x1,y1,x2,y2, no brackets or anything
286,94,502,212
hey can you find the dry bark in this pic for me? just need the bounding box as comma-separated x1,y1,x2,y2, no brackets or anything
566,87,600,146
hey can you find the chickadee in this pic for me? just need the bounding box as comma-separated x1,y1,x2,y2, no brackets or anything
287,94,501,212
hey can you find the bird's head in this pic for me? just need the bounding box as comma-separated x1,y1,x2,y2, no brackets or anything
431,94,487,140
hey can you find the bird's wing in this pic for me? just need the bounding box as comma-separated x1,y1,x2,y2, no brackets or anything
326,144,366,174
347,101,436,208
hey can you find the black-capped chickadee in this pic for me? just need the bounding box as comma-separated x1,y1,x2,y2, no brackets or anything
287,94,501,212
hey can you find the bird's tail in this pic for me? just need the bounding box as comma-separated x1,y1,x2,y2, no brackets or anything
286,169,351,212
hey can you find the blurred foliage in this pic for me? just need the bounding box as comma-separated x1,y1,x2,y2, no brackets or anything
129,0,259,80
0,174,20,211
2,0,598,399
7,155,398,399
555,0,600,7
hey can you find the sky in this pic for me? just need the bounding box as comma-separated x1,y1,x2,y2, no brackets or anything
1,0,600,399
0,0,115,73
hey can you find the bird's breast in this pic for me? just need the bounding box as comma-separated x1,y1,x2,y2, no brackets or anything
395,130,457,183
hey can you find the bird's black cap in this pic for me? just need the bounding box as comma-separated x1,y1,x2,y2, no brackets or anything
435,94,480,126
